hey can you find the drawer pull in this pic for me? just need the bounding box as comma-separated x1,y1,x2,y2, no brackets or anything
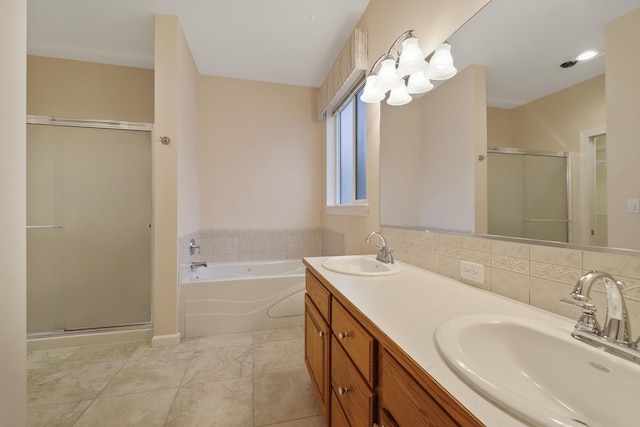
338,386,349,395
318,330,325,338
338,331,349,339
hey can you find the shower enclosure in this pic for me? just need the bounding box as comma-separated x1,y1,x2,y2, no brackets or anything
26,118,152,335
487,148,569,243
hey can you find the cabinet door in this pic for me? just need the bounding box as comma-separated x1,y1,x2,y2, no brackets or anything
379,349,457,427
305,295,330,422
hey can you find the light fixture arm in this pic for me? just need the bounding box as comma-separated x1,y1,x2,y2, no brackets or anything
366,30,416,76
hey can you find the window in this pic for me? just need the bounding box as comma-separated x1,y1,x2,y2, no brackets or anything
326,86,367,215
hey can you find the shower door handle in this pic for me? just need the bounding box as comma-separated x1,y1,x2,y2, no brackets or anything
26,225,64,229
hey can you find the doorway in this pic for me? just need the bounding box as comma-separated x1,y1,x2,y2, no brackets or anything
26,120,152,334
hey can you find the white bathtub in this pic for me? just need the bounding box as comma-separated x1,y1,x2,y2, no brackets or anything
180,259,306,337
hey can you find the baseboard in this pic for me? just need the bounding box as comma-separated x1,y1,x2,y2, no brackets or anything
28,327,153,351
151,332,181,347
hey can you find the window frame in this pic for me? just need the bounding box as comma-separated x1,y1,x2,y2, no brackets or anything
325,84,369,216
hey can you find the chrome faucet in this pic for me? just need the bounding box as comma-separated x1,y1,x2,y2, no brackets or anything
366,232,394,264
189,239,200,256
190,261,207,271
561,270,640,364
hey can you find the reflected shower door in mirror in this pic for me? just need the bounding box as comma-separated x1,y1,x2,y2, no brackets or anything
487,149,568,243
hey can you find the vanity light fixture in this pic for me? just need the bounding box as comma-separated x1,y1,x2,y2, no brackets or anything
360,30,457,106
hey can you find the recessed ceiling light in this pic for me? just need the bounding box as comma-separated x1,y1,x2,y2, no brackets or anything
576,49,599,62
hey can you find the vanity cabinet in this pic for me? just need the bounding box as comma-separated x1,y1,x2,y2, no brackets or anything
304,267,482,427
304,271,331,423
378,348,457,426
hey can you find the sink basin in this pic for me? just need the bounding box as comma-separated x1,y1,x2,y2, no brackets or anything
435,314,640,427
321,255,402,276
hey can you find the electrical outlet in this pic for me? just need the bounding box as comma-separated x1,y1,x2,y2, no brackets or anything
460,260,484,284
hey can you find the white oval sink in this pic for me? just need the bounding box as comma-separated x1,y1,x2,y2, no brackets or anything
435,314,640,427
321,255,402,276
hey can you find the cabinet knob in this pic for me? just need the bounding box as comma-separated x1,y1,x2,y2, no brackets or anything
338,331,349,339
338,386,348,395
318,330,325,338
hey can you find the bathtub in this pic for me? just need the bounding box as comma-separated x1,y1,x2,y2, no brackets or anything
180,259,306,337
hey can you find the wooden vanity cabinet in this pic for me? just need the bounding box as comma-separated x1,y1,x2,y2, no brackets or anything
304,271,331,424
304,266,483,427
378,348,457,426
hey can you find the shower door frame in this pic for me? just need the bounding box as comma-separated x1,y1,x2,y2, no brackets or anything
487,147,572,243
26,115,154,336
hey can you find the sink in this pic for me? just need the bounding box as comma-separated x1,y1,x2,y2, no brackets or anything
435,314,640,427
321,255,402,276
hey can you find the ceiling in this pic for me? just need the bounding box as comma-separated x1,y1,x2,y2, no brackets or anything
448,0,640,108
27,0,640,103
27,0,370,88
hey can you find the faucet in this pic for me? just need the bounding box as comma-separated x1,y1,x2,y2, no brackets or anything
365,232,394,264
189,239,200,256
190,261,207,271
561,270,640,364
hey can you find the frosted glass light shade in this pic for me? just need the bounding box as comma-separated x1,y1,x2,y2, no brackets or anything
373,58,402,92
397,37,427,76
387,84,412,106
406,71,433,94
425,43,457,80
360,75,385,103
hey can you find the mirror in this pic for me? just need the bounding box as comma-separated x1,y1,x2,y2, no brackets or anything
380,0,640,251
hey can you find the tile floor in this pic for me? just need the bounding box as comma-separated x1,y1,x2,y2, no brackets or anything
27,326,325,427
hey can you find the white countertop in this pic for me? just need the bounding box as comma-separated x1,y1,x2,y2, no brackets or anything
304,255,577,427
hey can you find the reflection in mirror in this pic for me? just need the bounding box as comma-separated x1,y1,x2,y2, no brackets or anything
380,0,640,251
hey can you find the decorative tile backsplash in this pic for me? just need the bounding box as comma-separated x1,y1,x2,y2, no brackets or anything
382,226,640,335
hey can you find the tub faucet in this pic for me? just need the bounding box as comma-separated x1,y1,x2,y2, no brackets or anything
189,239,200,256
365,232,394,264
560,271,640,364
190,261,207,271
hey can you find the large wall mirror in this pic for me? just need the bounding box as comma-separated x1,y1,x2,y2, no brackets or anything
380,0,640,252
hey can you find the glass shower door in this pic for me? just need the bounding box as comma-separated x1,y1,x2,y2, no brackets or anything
27,124,152,333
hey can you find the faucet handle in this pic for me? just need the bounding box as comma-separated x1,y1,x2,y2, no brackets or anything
560,298,601,334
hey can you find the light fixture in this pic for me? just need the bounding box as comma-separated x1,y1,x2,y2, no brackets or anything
425,42,457,80
560,49,602,69
360,30,457,106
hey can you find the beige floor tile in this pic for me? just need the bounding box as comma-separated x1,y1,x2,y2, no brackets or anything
27,399,92,427
100,352,192,397
254,368,321,426
264,415,327,427
74,388,177,427
196,331,253,350
65,341,143,363
27,347,79,370
166,377,253,427
181,344,253,386
131,337,198,358
253,325,304,344
28,359,125,407
254,338,305,375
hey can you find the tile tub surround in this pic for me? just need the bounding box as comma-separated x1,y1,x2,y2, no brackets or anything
382,226,640,335
27,326,323,427
180,227,324,264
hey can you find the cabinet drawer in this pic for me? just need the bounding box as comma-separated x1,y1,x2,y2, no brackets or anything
379,349,457,427
331,336,375,427
306,270,330,319
332,300,375,385
330,390,351,427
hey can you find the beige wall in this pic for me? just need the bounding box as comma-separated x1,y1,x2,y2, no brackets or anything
0,0,27,424
606,7,640,250
322,0,490,254
27,56,153,122
198,75,322,230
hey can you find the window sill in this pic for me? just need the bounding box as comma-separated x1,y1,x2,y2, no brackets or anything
325,204,369,217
